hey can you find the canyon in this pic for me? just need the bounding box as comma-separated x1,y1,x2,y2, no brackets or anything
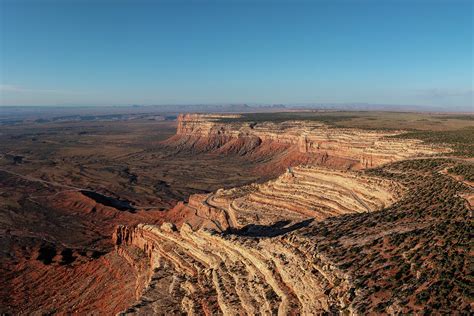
167,113,447,169
112,165,404,314
1,112,472,314
113,114,470,314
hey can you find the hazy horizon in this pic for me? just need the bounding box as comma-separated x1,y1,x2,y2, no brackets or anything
1,102,473,115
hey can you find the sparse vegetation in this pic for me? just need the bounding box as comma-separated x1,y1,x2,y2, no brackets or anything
287,158,472,313
218,111,474,132
393,127,474,157
217,112,360,125
448,163,474,181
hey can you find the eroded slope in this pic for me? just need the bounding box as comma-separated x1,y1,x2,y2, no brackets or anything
115,159,472,315
113,166,404,314
171,166,404,231
114,114,471,315
164,114,448,169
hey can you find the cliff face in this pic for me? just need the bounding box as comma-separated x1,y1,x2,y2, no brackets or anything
113,166,405,314
163,165,405,231
113,115,469,314
167,113,448,168
113,222,354,315
114,159,472,315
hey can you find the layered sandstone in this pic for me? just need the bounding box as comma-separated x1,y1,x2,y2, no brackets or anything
112,115,468,314
173,165,405,230
165,113,448,168
114,222,353,315
114,166,404,314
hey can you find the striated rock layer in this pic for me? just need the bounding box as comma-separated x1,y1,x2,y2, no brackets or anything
164,113,448,169
114,159,472,315
113,222,353,315
113,166,405,315
113,115,470,315
165,165,405,231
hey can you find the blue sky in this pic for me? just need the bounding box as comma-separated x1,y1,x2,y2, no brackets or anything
0,0,472,109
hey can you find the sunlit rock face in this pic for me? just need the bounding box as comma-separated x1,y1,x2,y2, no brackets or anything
167,113,448,169
113,114,468,315
114,166,405,315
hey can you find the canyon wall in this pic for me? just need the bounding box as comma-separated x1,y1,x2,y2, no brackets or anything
165,165,405,231
114,166,405,314
113,114,467,315
166,113,448,169
114,221,355,315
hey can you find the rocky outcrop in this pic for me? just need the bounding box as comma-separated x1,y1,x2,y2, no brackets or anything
170,165,405,230
114,222,355,315
114,166,405,315
114,158,473,315
112,115,468,315
164,114,448,169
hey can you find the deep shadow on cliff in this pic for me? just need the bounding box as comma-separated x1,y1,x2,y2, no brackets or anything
225,219,314,238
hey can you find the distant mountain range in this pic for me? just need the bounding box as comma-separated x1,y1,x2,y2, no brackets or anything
1,103,472,125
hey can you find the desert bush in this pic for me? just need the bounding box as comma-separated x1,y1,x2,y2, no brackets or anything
448,164,474,182
393,127,474,157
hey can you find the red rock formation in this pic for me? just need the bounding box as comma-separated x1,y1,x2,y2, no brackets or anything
164,114,449,170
